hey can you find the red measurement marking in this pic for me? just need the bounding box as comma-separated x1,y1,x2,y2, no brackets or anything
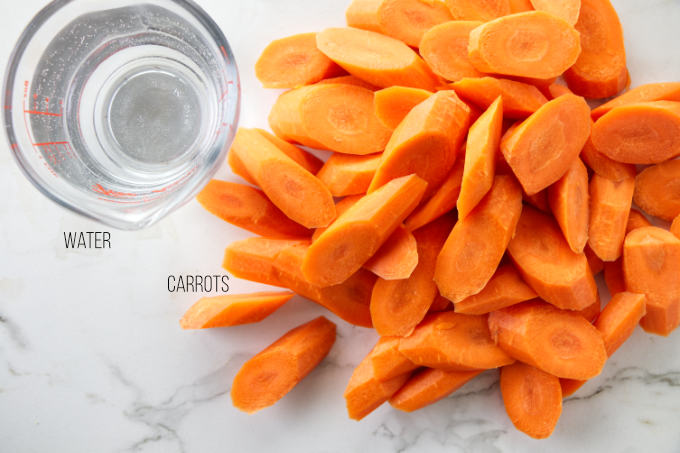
32,141,70,146
24,109,62,117
92,184,136,198
220,45,229,62
10,143,18,150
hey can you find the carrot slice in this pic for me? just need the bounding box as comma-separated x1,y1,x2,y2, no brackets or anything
303,174,427,287
627,209,652,233
317,153,382,197
389,368,482,412
468,11,581,79
255,33,343,88
547,158,589,254
180,291,294,329
373,86,432,129
591,101,680,164
316,75,378,90
508,0,534,12
508,206,598,311
435,175,523,303
454,263,537,315
371,214,455,336
489,301,607,380
591,82,680,119
269,83,392,155
575,295,601,323
316,27,440,90
364,225,419,280
399,312,515,370
596,292,647,356
500,362,562,439
231,316,336,413
419,21,484,82
560,379,585,398
457,97,503,220
501,94,591,195
580,135,636,182
229,128,335,228
311,195,362,242
451,77,548,119
529,0,580,25
369,336,419,381
564,0,627,99
429,294,452,312
603,259,624,296
634,160,680,221
584,244,604,276
346,0,453,47
672,214,680,240
197,180,311,239
368,90,470,195
445,0,510,21
624,227,680,336
588,174,635,262
547,82,573,99
523,189,550,213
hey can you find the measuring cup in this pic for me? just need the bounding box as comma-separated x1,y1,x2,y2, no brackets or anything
3,0,240,229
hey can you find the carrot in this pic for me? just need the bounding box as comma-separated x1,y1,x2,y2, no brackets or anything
523,189,550,213
548,158,589,254
580,135,636,183
316,75,378,90
346,0,453,47
588,174,635,262
229,128,335,228
399,311,515,370
231,316,336,413
303,174,427,287
596,292,647,356
451,77,548,119
317,153,383,197
454,263,537,315
311,195,362,242
488,301,607,379
269,83,392,155
364,224,419,280
500,362,562,439
445,0,510,21
508,0,534,13
501,94,591,195
634,160,680,221
404,157,464,231
368,90,470,195
468,12,581,79
369,336,419,381
591,101,680,164
560,379,585,398
389,368,482,412
627,209,652,233
419,21,484,82
180,291,294,329
373,86,432,129
197,180,311,239
508,206,598,310
564,0,628,99
672,214,680,240
591,82,680,119
603,259,625,296
457,97,503,220
529,0,580,25
255,33,343,89
576,295,601,323
371,214,455,336
547,82,573,99
429,295,452,312
584,244,604,275
316,27,440,90
435,175,522,303
623,227,680,336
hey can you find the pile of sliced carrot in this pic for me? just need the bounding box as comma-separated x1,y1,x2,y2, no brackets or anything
182,0,680,439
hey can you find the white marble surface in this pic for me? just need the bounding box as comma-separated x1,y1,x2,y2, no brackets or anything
1,1,680,452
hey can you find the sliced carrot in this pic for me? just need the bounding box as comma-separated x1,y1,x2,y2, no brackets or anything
529,0,580,25
316,75,377,90
547,82,573,99
623,227,680,336
180,291,294,329
231,316,336,413
626,209,652,233
255,33,343,89
311,195,363,242
303,174,427,287
603,259,625,296
501,94,591,195
584,244,604,275
468,11,581,79
419,21,484,82
229,128,335,228
389,368,482,412
564,0,627,99
508,0,534,13
429,294,452,312
346,0,453,47
548,158,589,254
489,301,607,379
368,90,470,195
369,336,419,382
197,180,311,239
457,97,503,220
591,101,680,164
500,362,562,439
454,263,537,315
596,292,647,356
592,82,680,119
588,174,635,262
508,206,598,311
364,224,419,280
435,175,522,303
634,160,680,221
373,86,432,129
371,214,455,336
269,83,392,155
317,153,382,197
316,27,440,90
672,214,680,240
580,135,636,182
523,189,550,213
445,0,510,21
560,379,585,398
399,312,515,370
451,77,548,119
575,295,601,323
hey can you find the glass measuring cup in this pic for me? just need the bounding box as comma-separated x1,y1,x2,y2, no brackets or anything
3,0,240,229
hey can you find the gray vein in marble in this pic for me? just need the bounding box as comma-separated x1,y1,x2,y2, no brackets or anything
0,313,29,349
566,366,680,403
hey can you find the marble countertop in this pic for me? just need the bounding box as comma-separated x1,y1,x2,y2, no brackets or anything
1,0,679,452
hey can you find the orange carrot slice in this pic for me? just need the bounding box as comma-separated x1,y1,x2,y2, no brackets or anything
451,77,548,119
523,189,550,213
316,75,378,90
596,292,647,356
312,195,363,242
529,0,580,25
445,0,510,21
672,214,680,240
626,209,652,233
369,336,419,382
580,135,636,182
576,295,601,323
548,157,589,254
603,259,625,296
509,0,534,12
389,368,482,412
364,225,419,280
588,174,635,262
584,244,604,276
547,82,573,99
373,86,432,129
634,160,680,221
317,153,383,197
419,21,484,82
591,82,680,119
